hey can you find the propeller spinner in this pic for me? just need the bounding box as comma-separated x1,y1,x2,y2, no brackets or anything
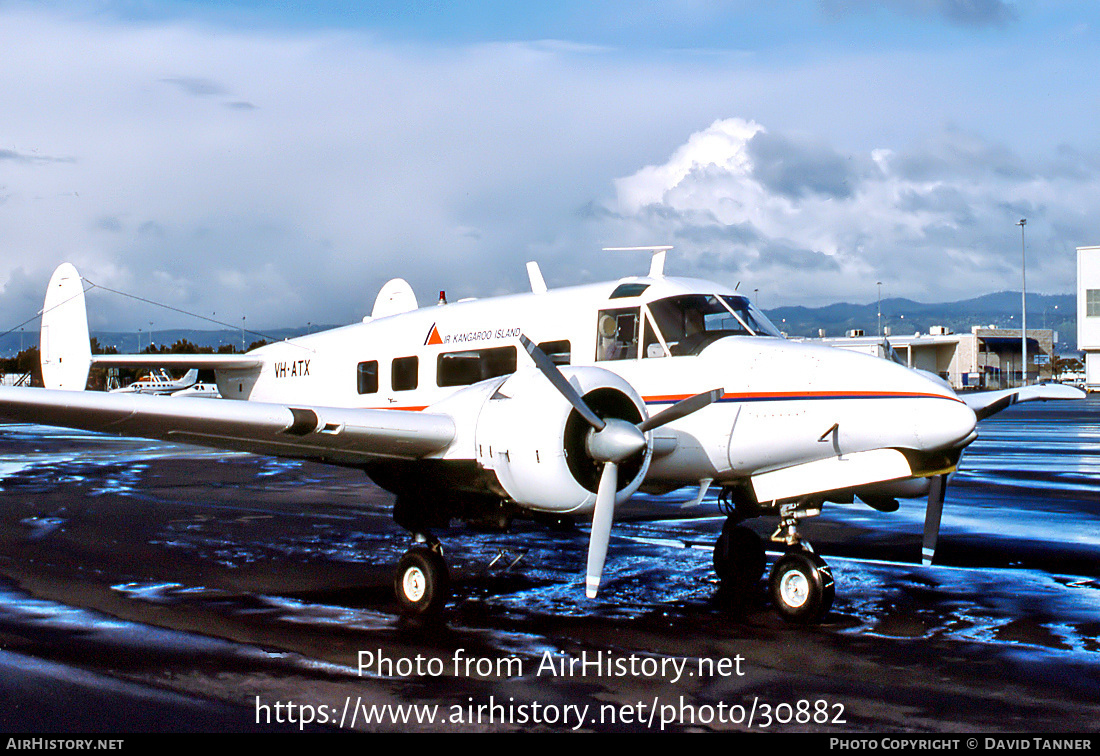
519,335,722,598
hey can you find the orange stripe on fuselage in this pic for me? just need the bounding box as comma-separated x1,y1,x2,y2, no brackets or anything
367,392,961,413
644,390,964,405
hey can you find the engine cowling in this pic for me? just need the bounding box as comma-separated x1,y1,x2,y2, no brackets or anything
474,366,651,514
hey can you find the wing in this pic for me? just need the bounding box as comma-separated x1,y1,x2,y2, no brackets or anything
0,386,455,465
963,383,1086,421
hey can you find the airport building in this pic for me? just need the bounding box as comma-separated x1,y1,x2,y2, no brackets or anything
816,325,1055,390
1079,246,1100,392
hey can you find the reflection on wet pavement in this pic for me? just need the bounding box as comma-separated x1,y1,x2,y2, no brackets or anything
0,397,1098,731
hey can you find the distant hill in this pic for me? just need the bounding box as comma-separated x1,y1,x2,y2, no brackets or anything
765,291,1079,352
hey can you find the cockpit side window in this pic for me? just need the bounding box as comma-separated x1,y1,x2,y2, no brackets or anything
596,307,640,361
646,294,782,355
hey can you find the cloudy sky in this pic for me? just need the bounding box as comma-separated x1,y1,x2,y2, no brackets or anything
2,1,1099,334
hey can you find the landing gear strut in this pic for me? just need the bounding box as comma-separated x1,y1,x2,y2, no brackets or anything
391,493,451,614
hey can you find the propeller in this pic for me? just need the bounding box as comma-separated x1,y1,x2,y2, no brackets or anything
922,473,948,566
519,335,722,598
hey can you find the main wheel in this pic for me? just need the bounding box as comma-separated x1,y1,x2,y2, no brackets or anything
394,547,449,614
713,522,766,589
768,550,834,624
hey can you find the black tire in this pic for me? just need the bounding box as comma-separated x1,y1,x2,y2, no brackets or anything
394,547,449,614
713,522,766,588
768,549,835,624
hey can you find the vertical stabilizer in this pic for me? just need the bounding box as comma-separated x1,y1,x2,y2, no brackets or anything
371,278,418,319
40,263,92,390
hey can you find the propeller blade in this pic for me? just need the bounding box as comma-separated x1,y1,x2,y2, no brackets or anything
922,473,948,566
585,462,618,598
519,334,605,431
637,388,724,433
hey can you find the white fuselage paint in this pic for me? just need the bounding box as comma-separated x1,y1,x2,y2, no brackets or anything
220,274,977,513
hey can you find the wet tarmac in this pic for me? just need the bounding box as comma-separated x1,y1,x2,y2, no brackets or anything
0,396,1098,733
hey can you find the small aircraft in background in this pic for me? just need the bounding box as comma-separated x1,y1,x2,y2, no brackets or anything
109,367,200,395
0,251,1083,623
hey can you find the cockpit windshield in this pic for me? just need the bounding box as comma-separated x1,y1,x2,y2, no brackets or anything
645,294,782,356
720,295,783,338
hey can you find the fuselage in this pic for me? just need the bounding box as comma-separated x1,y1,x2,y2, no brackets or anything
219,273,977,492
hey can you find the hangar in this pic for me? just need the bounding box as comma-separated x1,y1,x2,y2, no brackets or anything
816,325,1055,391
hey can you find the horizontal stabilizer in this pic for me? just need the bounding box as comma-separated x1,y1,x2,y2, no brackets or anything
92,354,264,370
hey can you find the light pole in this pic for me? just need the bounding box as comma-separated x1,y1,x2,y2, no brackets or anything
876,281,883,339
1018,219,1027,386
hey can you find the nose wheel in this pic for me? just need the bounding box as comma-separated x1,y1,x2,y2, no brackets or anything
713,492,835,624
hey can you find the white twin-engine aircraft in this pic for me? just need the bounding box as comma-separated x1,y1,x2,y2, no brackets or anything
0,250,1083,624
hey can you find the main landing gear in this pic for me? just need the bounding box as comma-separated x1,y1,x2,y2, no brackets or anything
714,491,835,624
394,542,450,614
390,494,451,614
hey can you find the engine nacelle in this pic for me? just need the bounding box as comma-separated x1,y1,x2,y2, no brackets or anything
475,366,650,515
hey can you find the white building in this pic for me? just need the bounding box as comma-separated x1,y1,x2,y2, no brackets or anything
815,324,1055,391
1079,246,1100,392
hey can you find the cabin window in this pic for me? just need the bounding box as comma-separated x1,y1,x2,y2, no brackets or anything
391,356,419,391
537,340,571,366
596,307,639,361
437,346,517,387
356,360,379,394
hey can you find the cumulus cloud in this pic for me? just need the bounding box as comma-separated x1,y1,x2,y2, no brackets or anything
606,118,1100,305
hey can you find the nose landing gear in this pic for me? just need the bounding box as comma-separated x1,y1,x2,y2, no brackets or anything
715,489,835,625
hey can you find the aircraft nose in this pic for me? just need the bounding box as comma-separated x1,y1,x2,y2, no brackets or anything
912,377,978,452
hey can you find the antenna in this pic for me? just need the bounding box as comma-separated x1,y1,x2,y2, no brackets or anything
602,246,673,278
